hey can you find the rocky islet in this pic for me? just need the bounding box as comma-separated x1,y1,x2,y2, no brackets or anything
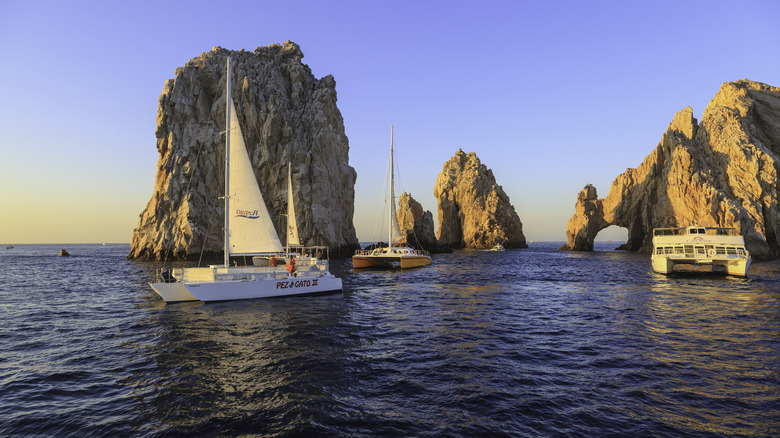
128,42,779,260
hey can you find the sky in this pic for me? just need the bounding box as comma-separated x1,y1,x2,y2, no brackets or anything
1,0,778,244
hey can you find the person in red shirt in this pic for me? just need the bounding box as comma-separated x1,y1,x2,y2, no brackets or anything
286,255,296,275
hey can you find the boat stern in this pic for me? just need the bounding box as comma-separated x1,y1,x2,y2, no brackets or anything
149,281,199,303
651,255,673,274
725,256,752,277
400,256,433,269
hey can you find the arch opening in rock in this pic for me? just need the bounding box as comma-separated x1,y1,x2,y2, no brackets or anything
595,225,629,250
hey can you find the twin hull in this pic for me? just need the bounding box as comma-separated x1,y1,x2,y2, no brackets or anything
651,254,751,277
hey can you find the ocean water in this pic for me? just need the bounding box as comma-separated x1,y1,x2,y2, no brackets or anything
1,242,778,437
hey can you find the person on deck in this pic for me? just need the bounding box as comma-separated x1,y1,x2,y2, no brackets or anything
270,255,277,266
286,255,296,275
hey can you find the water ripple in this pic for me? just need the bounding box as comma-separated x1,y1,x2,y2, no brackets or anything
0,243,778,436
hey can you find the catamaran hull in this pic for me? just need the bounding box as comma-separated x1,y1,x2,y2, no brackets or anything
149,282,198,302
352,255,432,269
150,275,343,303
651,255,751,277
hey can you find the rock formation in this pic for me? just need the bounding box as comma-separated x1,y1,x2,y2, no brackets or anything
434,150,528,249
566,80,780,260
129,42,359,260
397,192,437,251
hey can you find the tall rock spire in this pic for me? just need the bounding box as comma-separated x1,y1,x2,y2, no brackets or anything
129,42,359,260
434,150,528,250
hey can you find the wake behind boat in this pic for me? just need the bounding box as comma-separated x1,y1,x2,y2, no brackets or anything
352,127,432,269
150,57,342,302
651,225,751,276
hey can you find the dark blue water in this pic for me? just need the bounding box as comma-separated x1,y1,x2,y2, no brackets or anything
1,243,778,437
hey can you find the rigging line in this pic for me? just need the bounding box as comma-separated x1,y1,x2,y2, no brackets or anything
389,137,425,250
371,145,394,244
194,122,220,267
393,144,406,195
240,85,281,231
240,85,293,250
159,85,220,267
197,219,212,267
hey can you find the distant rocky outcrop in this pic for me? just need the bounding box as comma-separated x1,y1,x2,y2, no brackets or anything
434,150,527,250
566,80,780,260
397,192,437,251
128,42,359,260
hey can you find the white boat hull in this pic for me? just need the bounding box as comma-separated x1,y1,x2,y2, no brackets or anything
651,254,751,277
149,281,199,302
150,274,342,302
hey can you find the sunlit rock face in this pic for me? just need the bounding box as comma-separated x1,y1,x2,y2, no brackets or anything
397,192,437,252
566,80,780,260
129,42,359,260
434,150,528,250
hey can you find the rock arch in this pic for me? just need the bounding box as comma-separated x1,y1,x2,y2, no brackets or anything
565,80,780,260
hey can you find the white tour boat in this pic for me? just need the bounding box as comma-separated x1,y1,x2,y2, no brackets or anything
150,57,342,302
352,127,432,269
651,226,751,276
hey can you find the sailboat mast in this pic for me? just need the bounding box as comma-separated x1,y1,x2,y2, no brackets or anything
389,126,394,246
224,56,231,268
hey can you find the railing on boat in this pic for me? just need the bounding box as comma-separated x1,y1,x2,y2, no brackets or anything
653,245,748,258
154,245,334,283
353,248,430,256
155,261,331,283
653,227,738,237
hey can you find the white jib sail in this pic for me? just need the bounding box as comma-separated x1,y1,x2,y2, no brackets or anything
227,98,283,255
286,162,300,247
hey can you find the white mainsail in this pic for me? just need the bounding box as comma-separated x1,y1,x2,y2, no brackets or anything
286,162,301,247
389,126,404,245
226,96,283,255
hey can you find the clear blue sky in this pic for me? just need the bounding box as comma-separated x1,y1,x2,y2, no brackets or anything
1,0,778,244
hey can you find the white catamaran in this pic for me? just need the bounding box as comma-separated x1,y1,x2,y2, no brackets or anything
651,225,751,276
352,127,432,269
150,57,342,302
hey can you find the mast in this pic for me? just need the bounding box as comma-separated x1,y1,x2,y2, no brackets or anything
387,126,404,247
224,56,231,267
389,126,394,246
286,162,291,254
